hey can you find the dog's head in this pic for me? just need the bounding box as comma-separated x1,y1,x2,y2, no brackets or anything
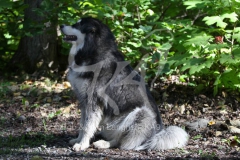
61,17,118,64
60,17,114,46
60,19,85,46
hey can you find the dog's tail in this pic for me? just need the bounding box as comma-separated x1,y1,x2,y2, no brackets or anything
136,126,188,150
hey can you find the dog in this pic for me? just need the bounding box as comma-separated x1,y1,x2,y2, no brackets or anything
60,17,188,151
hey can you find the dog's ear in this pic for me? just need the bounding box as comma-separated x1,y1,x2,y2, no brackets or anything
82,25,98,34
91,27,96,33
80,24,98,57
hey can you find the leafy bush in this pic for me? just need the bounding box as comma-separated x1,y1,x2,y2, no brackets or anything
0,1,25,69
0,0,239,95
84,0,179,82
84,0,240,95
167,0,240,95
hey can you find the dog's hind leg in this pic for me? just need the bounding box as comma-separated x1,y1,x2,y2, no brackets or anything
119,106,156,150
72,106,102,151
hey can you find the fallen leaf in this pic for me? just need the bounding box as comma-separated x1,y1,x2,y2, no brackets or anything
13,92,21,96
215,131,222,137
63,81,71,88
14,96,23,99
26,127,32,132
208,121,216,126
229,126,240,134
222,91,227,98
24,80,33,85
226,119,240,127
60,106,71,114
40,111,47,117
7,85,19,92
202,107,208,113
203,104,209,107
220,109,228,115
180,104,185,114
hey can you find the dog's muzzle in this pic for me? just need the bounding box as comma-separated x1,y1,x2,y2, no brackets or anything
60,25,77,41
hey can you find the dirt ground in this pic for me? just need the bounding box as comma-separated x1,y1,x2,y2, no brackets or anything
0,75,239,160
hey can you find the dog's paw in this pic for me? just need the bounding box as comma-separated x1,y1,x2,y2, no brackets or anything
69,138,80,145
73,142,89,151
93,140,111,149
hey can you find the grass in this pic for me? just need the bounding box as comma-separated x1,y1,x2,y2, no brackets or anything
192,134,202,140
199,150,217,160
0,116,7,126
0,132,55,154
0,81,11,98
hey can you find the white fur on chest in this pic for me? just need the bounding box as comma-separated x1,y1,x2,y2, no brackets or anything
68,43,84,65
67,40,88,97
67,69,89,100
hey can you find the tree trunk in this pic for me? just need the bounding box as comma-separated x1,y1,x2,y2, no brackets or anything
8,0,65,74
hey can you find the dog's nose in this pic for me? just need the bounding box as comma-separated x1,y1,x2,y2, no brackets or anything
60,25,65,29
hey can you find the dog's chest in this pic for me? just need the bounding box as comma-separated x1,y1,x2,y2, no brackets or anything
67,69,90,97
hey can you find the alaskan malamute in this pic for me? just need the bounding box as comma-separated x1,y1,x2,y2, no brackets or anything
60,17,188,151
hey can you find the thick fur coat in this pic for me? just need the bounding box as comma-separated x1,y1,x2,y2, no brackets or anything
60,17,188,151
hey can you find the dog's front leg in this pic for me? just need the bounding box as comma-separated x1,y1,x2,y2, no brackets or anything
69,106,86,145
72,106,102,151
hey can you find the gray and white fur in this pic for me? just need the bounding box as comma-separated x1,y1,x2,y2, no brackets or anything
60,17,188,151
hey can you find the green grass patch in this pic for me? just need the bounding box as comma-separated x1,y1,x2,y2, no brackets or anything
192,134,202,140
0,132,55,154
0,81,11,98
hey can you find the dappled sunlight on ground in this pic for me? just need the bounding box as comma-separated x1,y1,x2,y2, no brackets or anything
0,77,240,159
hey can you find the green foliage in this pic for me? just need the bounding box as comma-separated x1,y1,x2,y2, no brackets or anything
0,82,11,98
171,0,240,95
0,0,25,69
199,150,217,160
86,0,240,95
193,134,202,140
0,0,240,95
47,110,62,120
0,132,55,154
234,135,240,144
84,0,178,80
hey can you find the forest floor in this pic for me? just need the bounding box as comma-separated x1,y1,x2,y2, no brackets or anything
0,74,240,160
